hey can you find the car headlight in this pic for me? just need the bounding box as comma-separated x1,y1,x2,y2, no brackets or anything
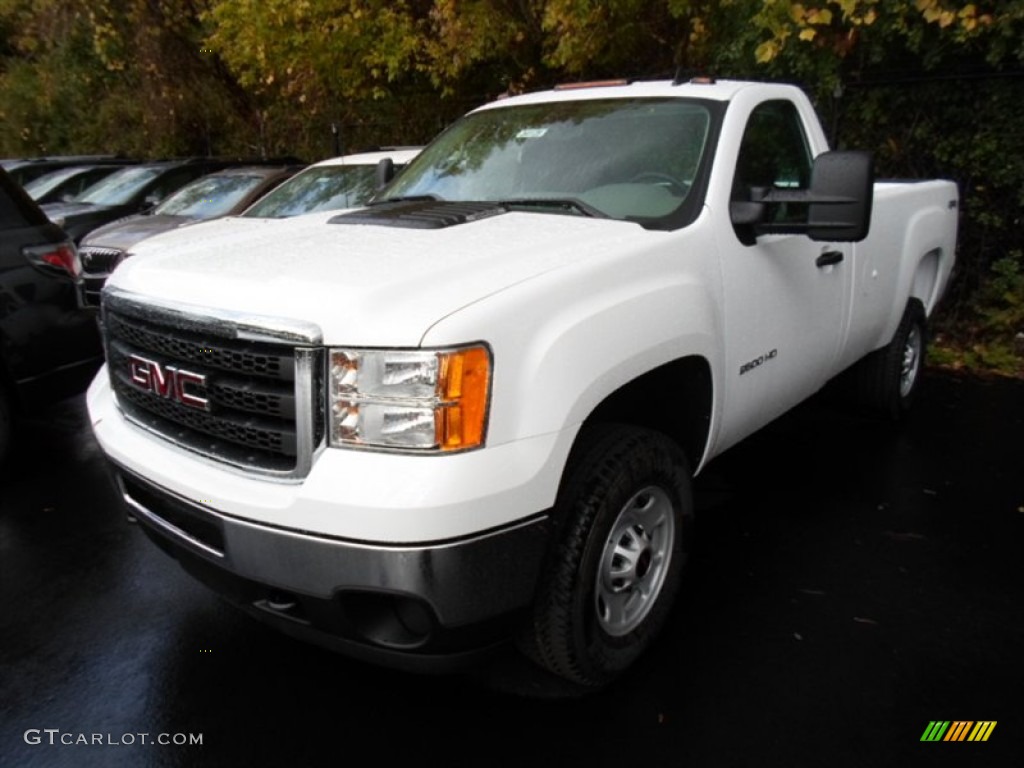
328,344,491,452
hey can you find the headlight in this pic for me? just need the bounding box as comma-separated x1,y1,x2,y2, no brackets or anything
328,344,491,452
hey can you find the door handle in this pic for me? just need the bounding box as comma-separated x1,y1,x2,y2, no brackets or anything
816,250,844,268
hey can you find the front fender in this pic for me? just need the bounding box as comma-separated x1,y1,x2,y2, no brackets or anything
421,231,722,450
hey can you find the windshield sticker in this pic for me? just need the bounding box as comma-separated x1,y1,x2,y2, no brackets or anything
516,128,548,139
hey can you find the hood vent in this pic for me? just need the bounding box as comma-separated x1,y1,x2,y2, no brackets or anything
329,200,507,230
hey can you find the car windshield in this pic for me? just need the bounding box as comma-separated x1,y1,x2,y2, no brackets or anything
23,167,87,199
381,98,712,221
243,165,381,218
155,173,267,218
74,166,163,205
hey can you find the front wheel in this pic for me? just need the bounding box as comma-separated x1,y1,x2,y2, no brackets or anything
519,425,693,689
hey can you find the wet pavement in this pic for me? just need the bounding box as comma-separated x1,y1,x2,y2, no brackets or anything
1,368,1022,768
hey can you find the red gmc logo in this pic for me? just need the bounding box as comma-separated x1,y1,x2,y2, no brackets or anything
128,354,209,411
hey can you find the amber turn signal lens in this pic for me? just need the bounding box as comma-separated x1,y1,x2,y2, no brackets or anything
438,346,490,450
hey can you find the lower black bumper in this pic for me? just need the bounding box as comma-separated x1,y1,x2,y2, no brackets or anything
114,466,551,672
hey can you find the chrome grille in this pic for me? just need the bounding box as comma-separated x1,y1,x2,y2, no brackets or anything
102,290,323,479
106,312,289,378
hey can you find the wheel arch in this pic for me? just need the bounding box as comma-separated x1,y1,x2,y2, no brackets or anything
909,247,943,317
897,191,957,324
579,355,713,472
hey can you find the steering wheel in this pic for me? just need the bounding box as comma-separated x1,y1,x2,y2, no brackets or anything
629,172,691,196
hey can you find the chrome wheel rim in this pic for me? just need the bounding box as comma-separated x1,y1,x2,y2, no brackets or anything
594,486,675,637
900,326,922,398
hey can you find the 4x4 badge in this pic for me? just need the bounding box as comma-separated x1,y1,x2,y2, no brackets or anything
128,354,209,411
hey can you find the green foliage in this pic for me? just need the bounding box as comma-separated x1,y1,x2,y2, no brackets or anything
961,255,1024,375
747,1,1024,92
204,0,421,101
979,256,1024,331
0,0,258,157
930,252,1024,376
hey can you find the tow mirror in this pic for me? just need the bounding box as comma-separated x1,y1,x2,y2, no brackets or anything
806,151,873,242
730,151,874,243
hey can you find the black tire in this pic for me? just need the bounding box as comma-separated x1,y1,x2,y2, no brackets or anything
519,424,693,689
852,299,927,420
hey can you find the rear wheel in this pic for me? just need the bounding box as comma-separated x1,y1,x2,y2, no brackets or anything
853,299,927,420
519,425,693,689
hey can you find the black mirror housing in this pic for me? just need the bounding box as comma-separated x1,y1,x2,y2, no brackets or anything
806,150,873,242
730,150,874,243
375,158,395,189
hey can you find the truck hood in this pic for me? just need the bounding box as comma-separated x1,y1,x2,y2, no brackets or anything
107,208,641,346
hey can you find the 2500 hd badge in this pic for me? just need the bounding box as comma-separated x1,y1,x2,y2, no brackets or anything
739,348,779,376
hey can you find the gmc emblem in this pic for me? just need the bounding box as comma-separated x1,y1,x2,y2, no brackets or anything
128,354,210,411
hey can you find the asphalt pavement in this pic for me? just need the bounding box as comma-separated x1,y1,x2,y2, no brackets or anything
1,367,1021,768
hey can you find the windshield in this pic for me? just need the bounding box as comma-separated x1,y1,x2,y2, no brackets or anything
23,167,87,199
74,166,163,205
244,165,381,218
382,98,713,221
155,173,267,218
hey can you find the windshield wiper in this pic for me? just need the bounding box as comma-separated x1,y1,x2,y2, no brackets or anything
496,197,605,218
367,194,607,220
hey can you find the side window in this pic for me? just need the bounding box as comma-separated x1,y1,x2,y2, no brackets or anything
732,100,812,209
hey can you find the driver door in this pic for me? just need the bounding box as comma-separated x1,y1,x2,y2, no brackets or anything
716,99,851,450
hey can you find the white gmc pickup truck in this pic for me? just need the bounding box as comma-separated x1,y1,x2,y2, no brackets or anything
87,78,958,690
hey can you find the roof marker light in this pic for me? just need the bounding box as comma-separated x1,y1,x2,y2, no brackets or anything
554,79,630,91
672,68,717,86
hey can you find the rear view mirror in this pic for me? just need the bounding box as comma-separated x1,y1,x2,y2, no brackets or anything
806,151,873,242
730,151,874,243
375,158,395,189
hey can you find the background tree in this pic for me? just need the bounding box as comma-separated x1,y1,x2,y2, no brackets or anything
744,1,1024,373
0,0,1020,372
0,0,253,156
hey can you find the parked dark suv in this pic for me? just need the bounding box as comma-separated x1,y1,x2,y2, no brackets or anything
0,167,102,463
